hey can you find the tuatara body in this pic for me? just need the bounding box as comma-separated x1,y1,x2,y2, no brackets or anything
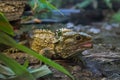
30,28,92,59
4,28,92,64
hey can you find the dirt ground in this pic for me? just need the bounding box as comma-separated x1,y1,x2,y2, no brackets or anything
37,22,120,80
2,22,120,80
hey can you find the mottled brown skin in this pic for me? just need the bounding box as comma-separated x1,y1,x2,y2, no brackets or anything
30,28,92,59
4,28,92,64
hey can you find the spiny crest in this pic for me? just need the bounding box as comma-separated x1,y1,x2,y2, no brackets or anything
55,28,73,37
32,29,54,35
58,28,72,33
31,29,55,38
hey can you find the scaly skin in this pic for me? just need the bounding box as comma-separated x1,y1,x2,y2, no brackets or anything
30,28,92,59
4,28,92,64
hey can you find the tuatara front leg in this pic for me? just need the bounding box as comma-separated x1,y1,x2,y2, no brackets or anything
2,40,39,65
3,40,28,53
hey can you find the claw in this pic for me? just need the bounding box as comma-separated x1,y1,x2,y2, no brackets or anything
4,48,19,53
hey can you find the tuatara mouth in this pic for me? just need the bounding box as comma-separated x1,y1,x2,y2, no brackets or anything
61,40,93,58
80,40,93,48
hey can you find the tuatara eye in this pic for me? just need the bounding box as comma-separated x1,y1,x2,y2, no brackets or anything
76,35,81,40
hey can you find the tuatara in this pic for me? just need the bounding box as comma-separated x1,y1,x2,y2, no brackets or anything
4,28,92,64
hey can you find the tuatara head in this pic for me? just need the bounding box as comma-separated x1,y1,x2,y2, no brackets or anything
54,29,92,58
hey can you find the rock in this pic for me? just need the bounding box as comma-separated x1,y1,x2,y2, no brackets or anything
89,28,101,34
83,44,120,79
0,0,28,21
66,22,74,28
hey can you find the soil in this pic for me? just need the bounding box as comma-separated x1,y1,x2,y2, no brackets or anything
2,19,120,80
34,22,120,80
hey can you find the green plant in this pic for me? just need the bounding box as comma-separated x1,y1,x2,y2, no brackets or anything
28,0,63,18
74,0,120,9
111,11,120,22
74,0,120,22
0,12,74,80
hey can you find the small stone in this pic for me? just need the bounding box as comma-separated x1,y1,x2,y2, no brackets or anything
72,65,82,71
66,22,74,28
101,78,107,80
104,25,112,30
89,28,101,34
82,50,90,55
111,23,119,28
